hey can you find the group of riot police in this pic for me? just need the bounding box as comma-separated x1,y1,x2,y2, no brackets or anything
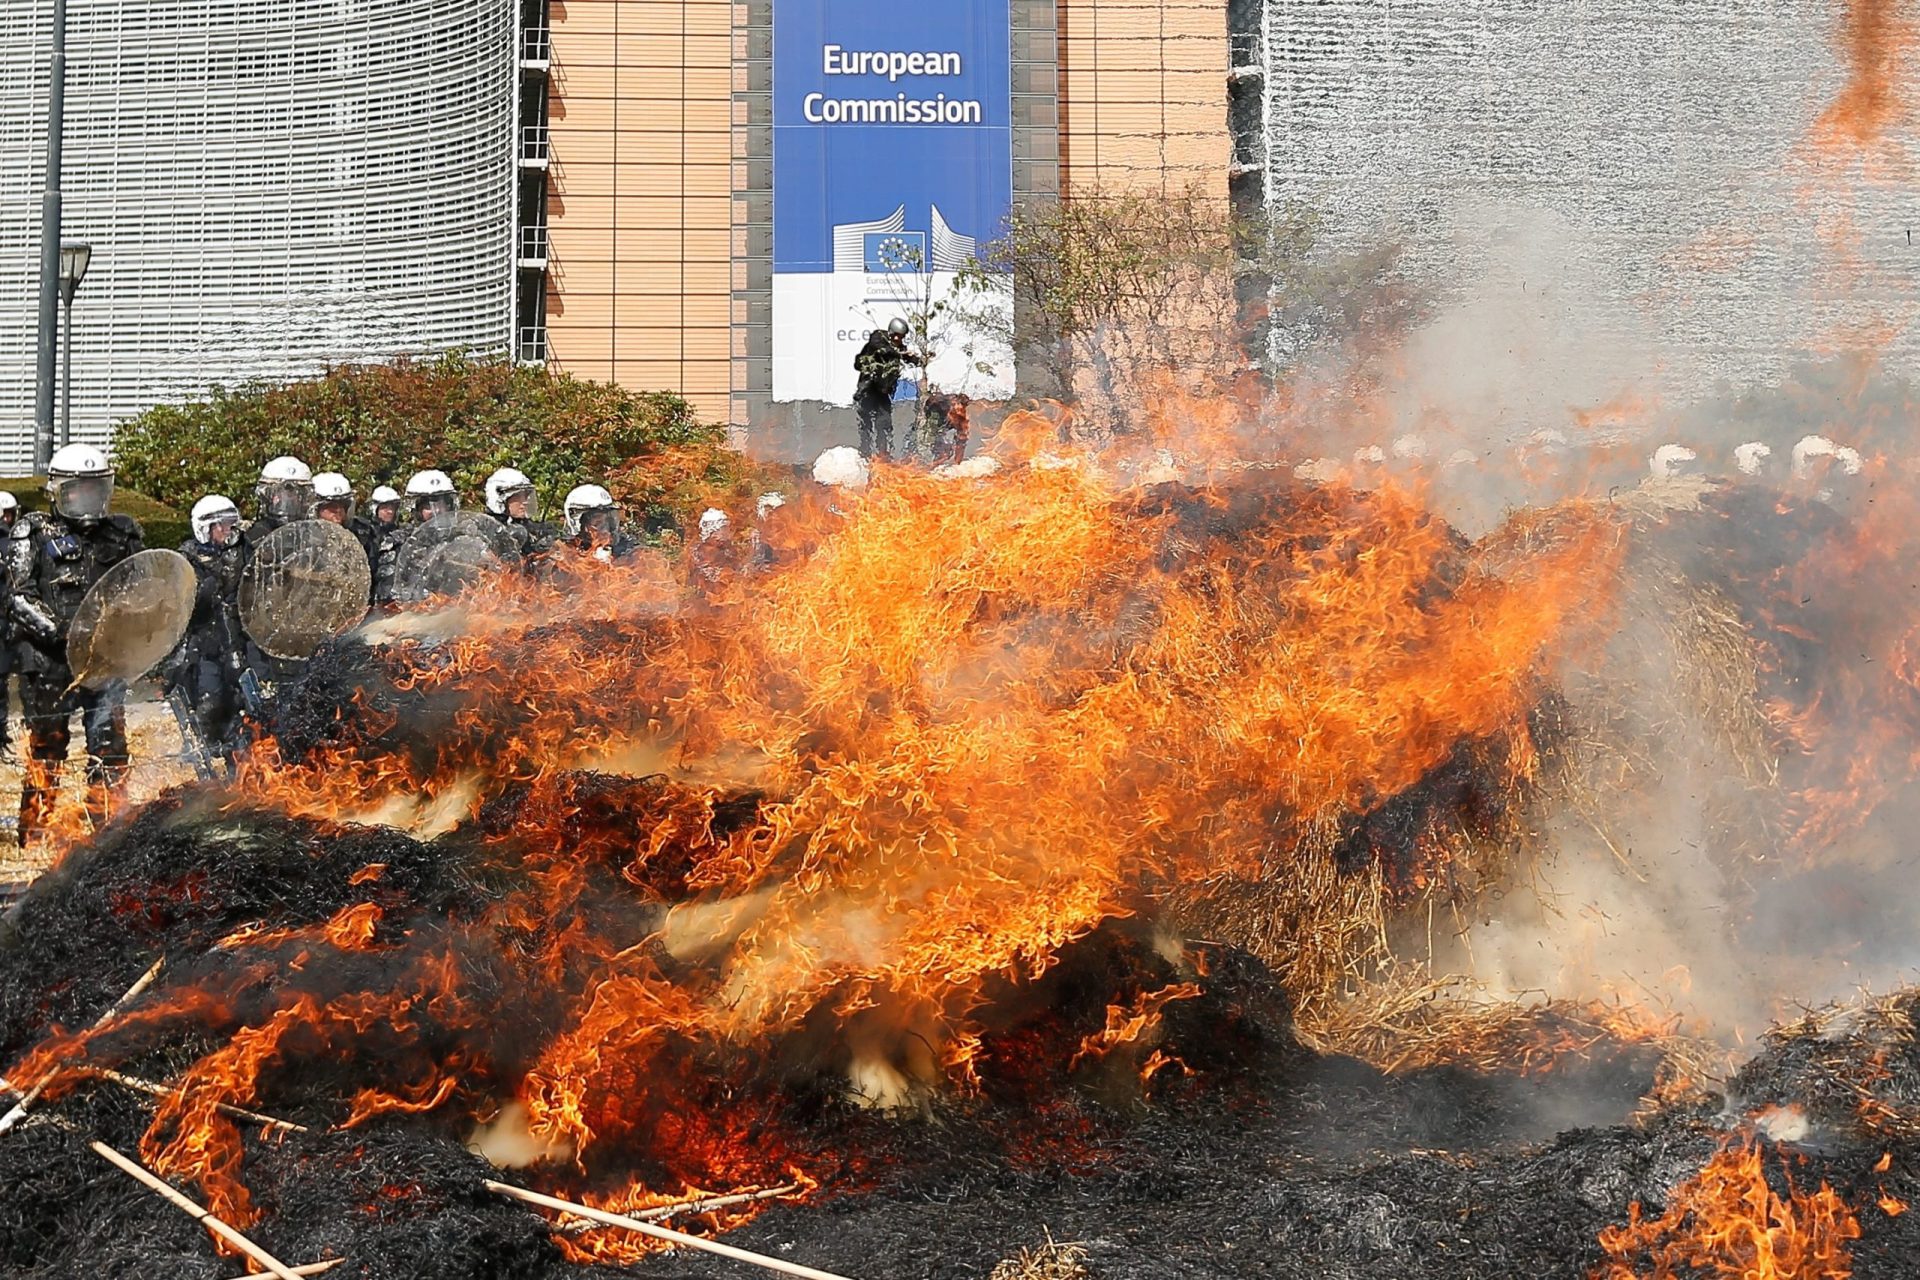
1,445,645,845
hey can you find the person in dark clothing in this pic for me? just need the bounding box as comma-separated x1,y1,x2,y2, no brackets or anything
687,507,739,598
923,390,973,465
560,484,642,564
233,456,315,732
241,455,315,565
484,466,559,565
350,484,405,608
310,472,355,527
167,495,246,767
852,318,923,461
10,444,144,841
0,491,19,759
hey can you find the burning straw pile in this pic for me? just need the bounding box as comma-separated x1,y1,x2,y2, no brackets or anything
5,440,1915,1278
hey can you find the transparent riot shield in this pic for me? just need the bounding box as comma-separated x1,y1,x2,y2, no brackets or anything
392,512,520,602
238,519,374,660
65,548,196,690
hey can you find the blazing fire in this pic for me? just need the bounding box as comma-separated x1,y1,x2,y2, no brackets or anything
1593,1134,1862,1280
0,421,1635,1264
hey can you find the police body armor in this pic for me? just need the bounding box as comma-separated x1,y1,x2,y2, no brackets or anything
492,513,561,564
176,538,245,665
11,512,144,676
362,522,405,607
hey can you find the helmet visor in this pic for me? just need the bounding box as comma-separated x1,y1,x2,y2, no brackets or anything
197,512,239,545
413,492,457,521
502,486,539,520
52,475,113,522
581,508,620,540
263,479,313,521
315,497,355,524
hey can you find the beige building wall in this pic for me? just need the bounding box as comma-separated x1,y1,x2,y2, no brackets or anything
544,0,732,421
1058,0,1229,196
544,0,1230,426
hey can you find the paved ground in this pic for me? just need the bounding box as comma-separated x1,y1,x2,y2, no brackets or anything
0,696,196,884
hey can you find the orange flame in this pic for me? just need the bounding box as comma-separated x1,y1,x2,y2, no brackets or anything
1593,1134,1863,1280
6,449,1628,1261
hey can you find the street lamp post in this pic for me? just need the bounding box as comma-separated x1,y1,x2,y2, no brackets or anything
32,0,71,473
57,242,91,450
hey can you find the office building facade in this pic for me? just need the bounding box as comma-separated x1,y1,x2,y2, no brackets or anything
2,0,1232,463
0,0,529,470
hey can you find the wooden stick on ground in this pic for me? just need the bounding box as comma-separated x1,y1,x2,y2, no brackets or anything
642,1182,801,1223
228,1259,342,1279
485,1179,855,1280
555,1183,801,1233
90,1139,308,1280
0,956,166,1136
87,1067,309,1134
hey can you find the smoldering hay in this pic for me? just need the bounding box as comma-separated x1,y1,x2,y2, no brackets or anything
7,418,1920,1278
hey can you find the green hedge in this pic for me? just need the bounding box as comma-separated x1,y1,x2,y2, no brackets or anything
111,351,720,522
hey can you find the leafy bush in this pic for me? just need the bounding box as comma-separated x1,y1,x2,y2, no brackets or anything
606,442,795,544
111,352,719,521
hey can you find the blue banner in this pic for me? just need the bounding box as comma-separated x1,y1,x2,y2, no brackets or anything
772,0,1014,404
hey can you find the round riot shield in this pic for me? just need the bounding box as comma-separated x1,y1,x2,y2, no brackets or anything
392,512,520,602
239,519,374,660
65,548,196,690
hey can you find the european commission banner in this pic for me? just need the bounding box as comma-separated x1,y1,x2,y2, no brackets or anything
772,0,1015,405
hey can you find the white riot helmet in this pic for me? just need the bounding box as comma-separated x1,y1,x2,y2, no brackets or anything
484,466,538,519
190,494,241,544
1648,444,1699,479
812,446,870,491
47,442,114,524
1734,442,1773,476
0,490,19,529
563,484,618,539
370,484,402,522
404,469,459,521
256,455,313,521
755,491,787,519
311,471,355,523
698,508,730,540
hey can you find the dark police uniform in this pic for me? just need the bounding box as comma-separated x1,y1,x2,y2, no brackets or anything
9,509,143,837
170,535,246,761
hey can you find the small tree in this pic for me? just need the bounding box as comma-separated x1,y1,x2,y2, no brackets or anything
953,187,1420,436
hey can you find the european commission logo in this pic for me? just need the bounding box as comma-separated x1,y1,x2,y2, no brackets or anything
833,204,978,274
863,231,927,273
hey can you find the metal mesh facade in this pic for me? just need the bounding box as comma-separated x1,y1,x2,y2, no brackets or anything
0,0,519,470
1244,1,1919,400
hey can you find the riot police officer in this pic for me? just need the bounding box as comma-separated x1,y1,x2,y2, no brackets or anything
353,484,404,608
483,467,558,562
234,456,318,734
561,484,641,564
0,491,19,759
242,456,314,569
167,495,245,767
311,472,355,526
404,469,459,524
10,444,144,841
688,507,739,596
